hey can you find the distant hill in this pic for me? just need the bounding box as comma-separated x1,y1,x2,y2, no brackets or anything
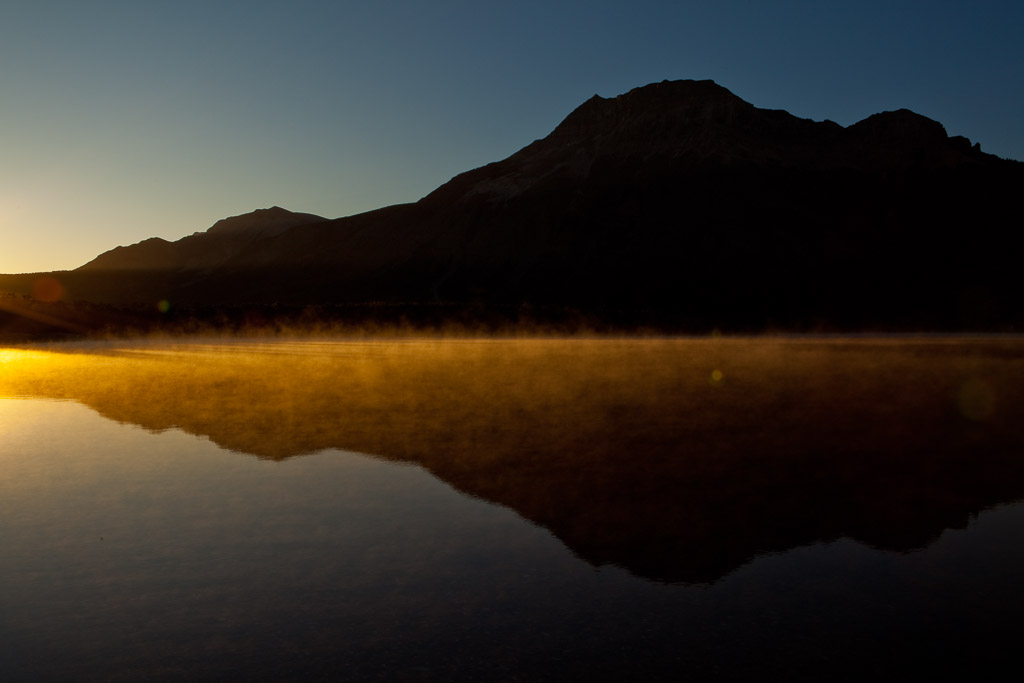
77,206,327,272
2,79,1023,332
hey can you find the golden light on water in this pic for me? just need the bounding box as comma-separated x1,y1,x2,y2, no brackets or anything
3,337,1021,457
0,348,62,374
0,349,50,364
3,336,1024,589
0,348,103,398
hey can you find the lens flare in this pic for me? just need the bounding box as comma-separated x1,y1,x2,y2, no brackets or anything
31,276,64,302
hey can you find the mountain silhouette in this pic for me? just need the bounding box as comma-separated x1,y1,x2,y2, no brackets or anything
78,206,326,272
2,79,1022,331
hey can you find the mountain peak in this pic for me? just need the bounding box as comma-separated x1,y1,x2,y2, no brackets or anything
206,206,325,237
848,108,949,143
77,207,327,271
549,79,750,141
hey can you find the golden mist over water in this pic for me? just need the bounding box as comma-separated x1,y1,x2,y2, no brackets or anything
4,336,1024,583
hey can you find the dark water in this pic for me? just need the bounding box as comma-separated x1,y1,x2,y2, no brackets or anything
2,338,1024,680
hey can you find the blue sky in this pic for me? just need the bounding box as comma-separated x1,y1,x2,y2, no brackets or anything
2,0,1022,273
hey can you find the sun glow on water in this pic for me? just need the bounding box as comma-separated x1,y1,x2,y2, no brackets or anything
0,349,48,363
0,348,113,399
0,348,61,373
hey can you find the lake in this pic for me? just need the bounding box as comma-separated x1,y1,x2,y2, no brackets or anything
2,337,1024,681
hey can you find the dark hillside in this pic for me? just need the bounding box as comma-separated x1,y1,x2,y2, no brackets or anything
3,80,1022,332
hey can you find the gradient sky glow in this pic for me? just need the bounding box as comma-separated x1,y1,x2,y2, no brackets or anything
2,0,1022,273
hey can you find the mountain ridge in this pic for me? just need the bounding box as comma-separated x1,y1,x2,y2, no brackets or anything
2,79,1022,333
77,206,327,272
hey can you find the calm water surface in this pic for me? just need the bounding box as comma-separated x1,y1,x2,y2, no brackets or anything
2,337,1024,680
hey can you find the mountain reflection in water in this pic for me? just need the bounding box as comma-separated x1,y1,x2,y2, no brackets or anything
3,337,1024,584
